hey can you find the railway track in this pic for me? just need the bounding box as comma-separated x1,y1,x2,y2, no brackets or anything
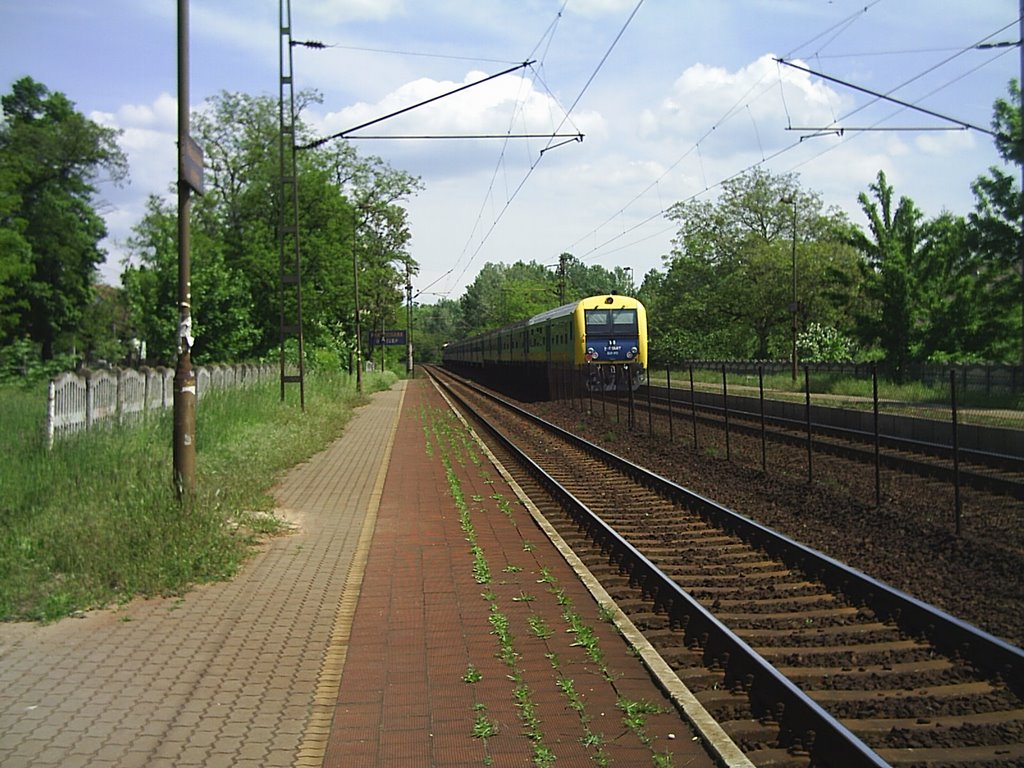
426,366,1024,768
636,387,1024,500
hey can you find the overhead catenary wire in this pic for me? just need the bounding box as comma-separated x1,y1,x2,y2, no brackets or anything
301,40,522,66
570,7,1017,270
288,13,589,301
430,1,575,296
442,0,645,296
776,57,999,137
298,60,536,150
571,0,863,262
775,16,1021,141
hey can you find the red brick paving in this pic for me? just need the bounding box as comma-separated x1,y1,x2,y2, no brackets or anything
323,378,718,767
0,379,724,768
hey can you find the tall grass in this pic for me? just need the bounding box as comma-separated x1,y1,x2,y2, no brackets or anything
0,370,397,622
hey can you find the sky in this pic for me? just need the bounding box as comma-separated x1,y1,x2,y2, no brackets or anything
1,1,1020,304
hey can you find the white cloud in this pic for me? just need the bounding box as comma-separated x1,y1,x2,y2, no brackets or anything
306,69,605,181
88,95,180,283
565,0,643,19
641,54,849,151
298,0,406,25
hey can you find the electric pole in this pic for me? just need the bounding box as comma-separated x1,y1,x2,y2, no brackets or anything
174,0,198,499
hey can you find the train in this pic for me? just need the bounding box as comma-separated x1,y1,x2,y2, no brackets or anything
442,294,648,400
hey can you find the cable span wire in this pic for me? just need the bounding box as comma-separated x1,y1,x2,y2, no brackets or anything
579,36,1016,269
443,0,645,295
307,42,521,65
783,0,882,60
779,18,1020,137
570,4,883,265
569,10,1017,269
438,5,570,296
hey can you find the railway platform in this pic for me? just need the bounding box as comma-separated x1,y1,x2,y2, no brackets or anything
0,377,730,767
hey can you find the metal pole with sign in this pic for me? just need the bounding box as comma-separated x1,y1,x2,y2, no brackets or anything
174,0,202,500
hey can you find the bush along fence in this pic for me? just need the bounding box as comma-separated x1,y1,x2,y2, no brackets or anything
46,364,275,448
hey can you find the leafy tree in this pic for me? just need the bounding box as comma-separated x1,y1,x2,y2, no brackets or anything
122,90,421,366
557,253,632,301
0,164,31,339
458,261,560,336
847,171,1000,375
0,76,128,358
348,154,421,362
413,298,462,363
122,196,178,361
122,195,262,364
659,168,860,360
78,284,131,365
848,171,926,381
967,78,1023,363
914,212,1006,363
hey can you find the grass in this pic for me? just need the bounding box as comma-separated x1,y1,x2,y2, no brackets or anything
0,370,397,622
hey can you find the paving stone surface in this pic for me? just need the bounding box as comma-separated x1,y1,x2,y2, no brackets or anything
323,379,718,768
0,378,723,767
0,385,405,768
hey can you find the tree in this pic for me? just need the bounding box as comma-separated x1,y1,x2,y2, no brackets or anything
0,163,31,340
914,212,1006,363
78,284,131,365
849,171,926,381
122,90,421,366
122,197,178,361
659,168,860,361
412,298,462,364
0,77,128,358
557,253,631,301
458,261,560,336
967,78,1023,363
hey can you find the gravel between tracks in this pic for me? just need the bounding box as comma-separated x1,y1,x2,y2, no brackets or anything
525,397,1024,649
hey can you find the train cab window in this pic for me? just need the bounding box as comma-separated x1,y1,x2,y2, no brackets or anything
585,309,638,337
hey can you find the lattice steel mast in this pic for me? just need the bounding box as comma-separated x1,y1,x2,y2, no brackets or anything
278,0,305,408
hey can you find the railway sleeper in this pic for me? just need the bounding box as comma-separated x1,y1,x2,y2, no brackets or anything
715,606,859,623
679,581,823,602
711,592,844,609
666,567,806,581
874,742,1024,766
808,680,997,703
850,707,1024,734
777,659,955,681
758,637,930,661
733,621,898,641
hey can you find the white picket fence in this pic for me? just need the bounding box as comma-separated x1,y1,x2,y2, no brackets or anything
46,364,275,448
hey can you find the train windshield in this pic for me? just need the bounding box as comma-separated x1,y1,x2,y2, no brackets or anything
584,308,638,337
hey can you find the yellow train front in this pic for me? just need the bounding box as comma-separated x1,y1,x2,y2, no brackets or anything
443,294,647,400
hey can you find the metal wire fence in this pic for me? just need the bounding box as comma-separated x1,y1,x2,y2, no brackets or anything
550,361,1024,536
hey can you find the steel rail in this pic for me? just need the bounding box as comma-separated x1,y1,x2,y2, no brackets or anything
643,389,1024,499
542,386,1024,689
644,386,1024,471
431,369,890,767
431,364,1024,686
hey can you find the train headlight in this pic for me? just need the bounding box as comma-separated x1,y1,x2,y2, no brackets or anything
586,347,597,361
627,346,638,359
